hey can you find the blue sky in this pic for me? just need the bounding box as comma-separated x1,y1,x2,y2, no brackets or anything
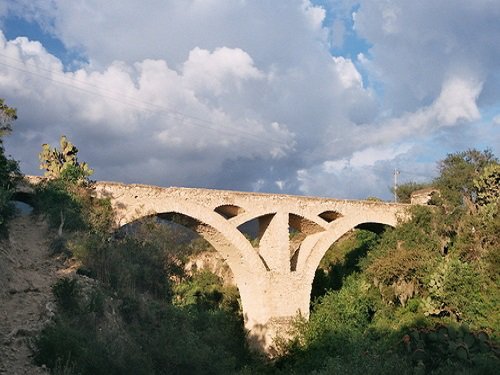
0,1,499,200
2,15,86,68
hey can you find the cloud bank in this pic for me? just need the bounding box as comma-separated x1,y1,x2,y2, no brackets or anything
0,0,498,199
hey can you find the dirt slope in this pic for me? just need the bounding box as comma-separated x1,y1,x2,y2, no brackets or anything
0,214,60,375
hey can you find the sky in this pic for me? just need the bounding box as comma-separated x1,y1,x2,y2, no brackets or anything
0,0,499,200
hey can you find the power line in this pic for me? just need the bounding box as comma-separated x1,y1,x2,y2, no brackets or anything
0,53,291,148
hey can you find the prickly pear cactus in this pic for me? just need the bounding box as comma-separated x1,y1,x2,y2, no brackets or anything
39,135,93,182
403,325,499,372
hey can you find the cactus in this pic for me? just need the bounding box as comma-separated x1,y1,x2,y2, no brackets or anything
447,325,458,340
39,135,93,183
403,324,498,371
412,349,427,362
455,344,469,361
464,332,475,348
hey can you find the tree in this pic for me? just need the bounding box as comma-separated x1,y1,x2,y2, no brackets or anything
0,98,17,136
0,99,21,234
39,135,93,183
433,149,498,210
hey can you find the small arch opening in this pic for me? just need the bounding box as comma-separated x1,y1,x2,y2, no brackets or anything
236,213,275,248
12,192,35,216
318,210,342,223
214,204,245,219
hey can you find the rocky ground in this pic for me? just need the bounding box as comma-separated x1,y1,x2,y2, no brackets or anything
0,213,60,375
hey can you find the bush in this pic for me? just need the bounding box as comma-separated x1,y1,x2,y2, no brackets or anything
52,278,80,313
33,179,113,235
33,180,87,232
173,270,240,313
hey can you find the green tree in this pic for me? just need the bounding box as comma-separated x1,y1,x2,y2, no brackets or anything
0,98,18,136
434,149,498,210
0,99,21,234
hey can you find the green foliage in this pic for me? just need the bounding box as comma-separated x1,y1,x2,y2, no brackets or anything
421,257,494,326
34,180,87,232
33,178,113,235
36,223,252,375
0,187,15,236
0,98,17,136
312,230,379,299
39,135,93,183
0,98,21,235
36,181,110,233
309,275,376,337
173,270,240,313
474,163,500,207
434,149,498,210
363,206,440,300
35,317,154,375
69,233,171,299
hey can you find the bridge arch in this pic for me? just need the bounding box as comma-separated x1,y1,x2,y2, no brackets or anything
116,202,268,277
300,215,397,284
114,201,275,330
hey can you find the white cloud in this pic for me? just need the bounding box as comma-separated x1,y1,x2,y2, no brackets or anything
324,76,484,156
381,5,400,34
301,0,326,30
434,77,482,125
332,56,362,89
182,47,264,96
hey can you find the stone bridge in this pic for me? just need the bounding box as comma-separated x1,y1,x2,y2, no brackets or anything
17,177,409,353
88,181,409,353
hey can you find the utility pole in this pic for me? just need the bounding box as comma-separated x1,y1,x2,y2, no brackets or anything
394,168,400,202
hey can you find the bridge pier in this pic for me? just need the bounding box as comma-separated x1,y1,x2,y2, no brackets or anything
241,271,312,354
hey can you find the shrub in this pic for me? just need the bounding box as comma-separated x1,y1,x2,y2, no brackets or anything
52,278,80,313
173,270,240,313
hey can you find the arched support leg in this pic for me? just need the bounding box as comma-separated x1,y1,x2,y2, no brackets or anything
242,271,311,355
